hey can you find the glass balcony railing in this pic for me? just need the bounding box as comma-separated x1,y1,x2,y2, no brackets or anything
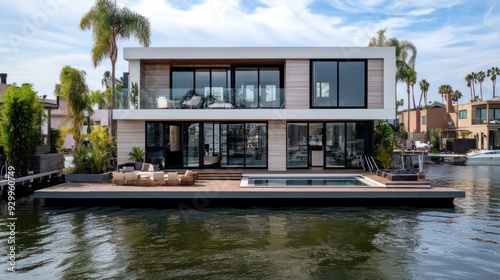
472,118,500,124
138,88,285,109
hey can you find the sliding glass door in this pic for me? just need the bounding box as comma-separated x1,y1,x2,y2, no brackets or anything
287,121,367,169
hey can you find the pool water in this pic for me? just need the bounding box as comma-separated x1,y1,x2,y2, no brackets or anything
253,178,368,186
241,174,384,187
249,176,369,187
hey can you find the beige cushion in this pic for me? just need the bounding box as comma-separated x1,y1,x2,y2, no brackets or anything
152,172,164,181
148,164,155,172
167,172,177,181
141,163,150,171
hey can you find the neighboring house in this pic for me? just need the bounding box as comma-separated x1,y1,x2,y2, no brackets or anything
454,97,500,150
398,94,500,150
51,72,129,150
0,73,62,173
51,100,110,150
115,47,396,170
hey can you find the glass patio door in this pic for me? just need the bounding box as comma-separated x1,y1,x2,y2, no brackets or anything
325,123,345,168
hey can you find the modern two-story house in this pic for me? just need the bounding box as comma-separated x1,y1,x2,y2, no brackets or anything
115,47,396,171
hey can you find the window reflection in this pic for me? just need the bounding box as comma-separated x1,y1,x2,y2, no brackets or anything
311,60,366,108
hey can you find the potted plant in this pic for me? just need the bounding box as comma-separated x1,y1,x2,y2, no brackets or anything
66,125,114,182
129,147,145,170
129,82,139,109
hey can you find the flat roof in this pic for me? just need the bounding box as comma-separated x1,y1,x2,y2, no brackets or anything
124,46,395,60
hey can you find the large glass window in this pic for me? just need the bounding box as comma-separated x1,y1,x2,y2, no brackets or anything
288,122,366,169
245,123,267,167
476,108,487,124
287,123,308,168
203,123,221,167
234,67,283,108
259,68,281,108
235,68,258,108
171,71,193,100
325,123,345,168
311,60,366,108
312,61,337,107
183,123,200,167
172,68,229,107
220,123,268,168
195,69,210,101
339,61,365,107
489,108,500,123
146,122,165,165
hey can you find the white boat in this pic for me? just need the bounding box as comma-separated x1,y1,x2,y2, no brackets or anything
464,150,500,166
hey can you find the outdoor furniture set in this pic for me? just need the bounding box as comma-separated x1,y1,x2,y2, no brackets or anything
112,163,198,186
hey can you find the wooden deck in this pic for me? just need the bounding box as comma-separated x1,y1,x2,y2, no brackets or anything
33,170,465,207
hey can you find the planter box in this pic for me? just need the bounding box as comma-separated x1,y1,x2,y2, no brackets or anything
65,172,111,183
32,152,64,173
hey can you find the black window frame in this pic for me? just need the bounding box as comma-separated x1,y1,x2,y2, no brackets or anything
310,59,368,109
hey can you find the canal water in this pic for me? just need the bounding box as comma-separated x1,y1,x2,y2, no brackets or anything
1,165,499,279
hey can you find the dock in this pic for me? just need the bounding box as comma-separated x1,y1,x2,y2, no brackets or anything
34,172,465,207
427,153,467,164
1,170,62,197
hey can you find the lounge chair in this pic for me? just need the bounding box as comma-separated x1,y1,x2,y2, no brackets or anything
124,172,138,185
112,171,125,185
141,162,152,171
179,170,195,186
151,171,165,186
165,172,179,186
157,96,168,109
182,95,203,109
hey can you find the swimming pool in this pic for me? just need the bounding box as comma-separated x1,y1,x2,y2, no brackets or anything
241,174,384,187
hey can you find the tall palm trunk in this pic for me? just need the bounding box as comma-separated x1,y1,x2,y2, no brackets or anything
493,79,496,98
418,91,424,108
412,84,417,109
479,82,483,100
110,43,118,139
407,84,411,148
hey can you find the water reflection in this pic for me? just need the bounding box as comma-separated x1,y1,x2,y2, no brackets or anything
0,165,499,279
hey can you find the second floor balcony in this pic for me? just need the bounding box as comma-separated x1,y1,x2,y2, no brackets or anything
472,118,500,125
138,88,285,110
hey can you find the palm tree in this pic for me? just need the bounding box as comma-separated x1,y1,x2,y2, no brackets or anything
102,70,111,89
80,0,151,138
396,98,404,112
477,71,485,100
451,89,463,128
438,84,453,104
54,66,90,144
401,67,417,143
368,28,389,47
418,79,429,108
410,69,417,109
470,72,477,100
369,29,417,101
465,74,473,101
487,66,499,98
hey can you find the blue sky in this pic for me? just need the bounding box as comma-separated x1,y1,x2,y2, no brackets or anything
1,0,499,106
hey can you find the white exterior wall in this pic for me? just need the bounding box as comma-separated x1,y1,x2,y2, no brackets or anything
116,120,145,165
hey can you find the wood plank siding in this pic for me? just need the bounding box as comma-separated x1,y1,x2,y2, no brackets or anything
117,121,146,165
144,64,170,89
367,59,384,109
285,60,310,109
268,120,287,171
